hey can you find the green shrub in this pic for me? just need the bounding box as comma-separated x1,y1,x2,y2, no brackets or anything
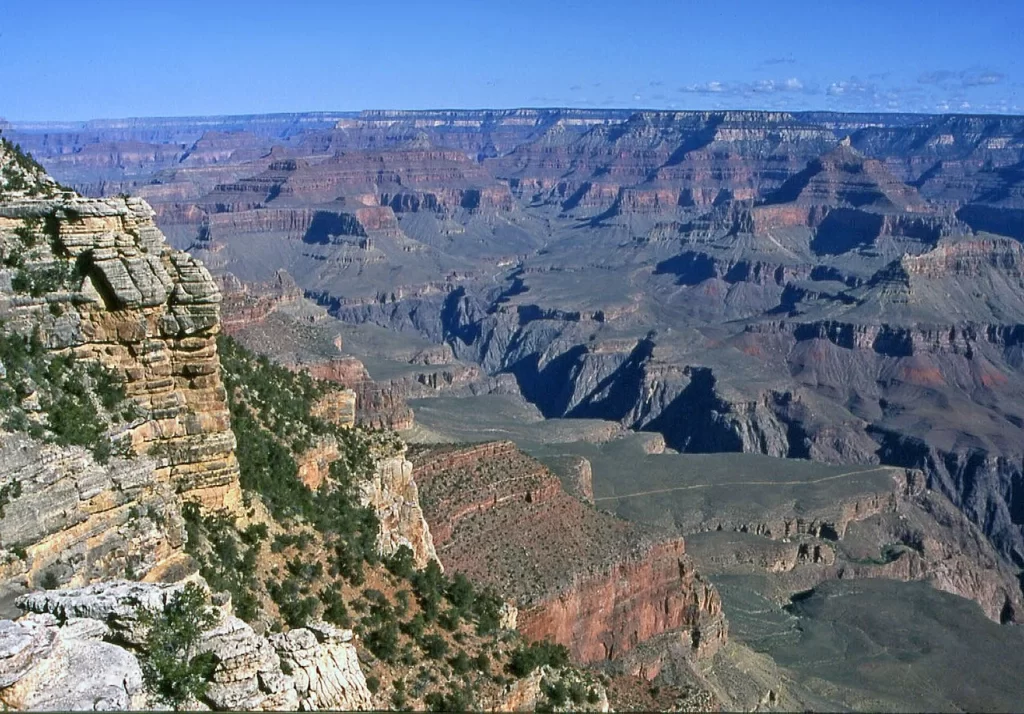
365,618,400,662
449,649,472,675
320,588,351,628
400,613,426,640
569,679,587,705
420,633,449,660
384,544,415,579
412,560,445,622
424,684,474,713
137,583,218,708
439,608,461,632
0,479,22,518
541,677,569,707
241,523,269,546
391,679,408,709
180,507,264,624
474,651,490,673
446,573,475,611
507,640,570,677
267,577,319,628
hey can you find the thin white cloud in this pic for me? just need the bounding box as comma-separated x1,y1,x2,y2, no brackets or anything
679,78,806,95
827,78,874,96
678,80,725,94
918,68,1005,89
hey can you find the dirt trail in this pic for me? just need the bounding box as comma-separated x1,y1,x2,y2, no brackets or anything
592,466,896,503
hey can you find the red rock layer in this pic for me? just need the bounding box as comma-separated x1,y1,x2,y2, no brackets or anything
517,539,726,662
411,442,727,663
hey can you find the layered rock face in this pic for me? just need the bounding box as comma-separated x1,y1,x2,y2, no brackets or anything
0,192,241,512
0,434,187,592
218,270,302,332
516,539,725,662
304,357,415,430
497,110,840,215
0,143,243,598
218,267,513,432
411,442,726,663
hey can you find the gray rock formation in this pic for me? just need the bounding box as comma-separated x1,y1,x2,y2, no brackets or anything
0,434,187,596
269,622,371,710
0,613,146,710
6,579,373,711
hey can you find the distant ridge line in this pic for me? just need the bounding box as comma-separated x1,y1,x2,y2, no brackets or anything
9,108,1024,131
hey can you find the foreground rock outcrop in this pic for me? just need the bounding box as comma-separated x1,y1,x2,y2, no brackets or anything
0,433,188,593
0,613,146,710
3,580,372,711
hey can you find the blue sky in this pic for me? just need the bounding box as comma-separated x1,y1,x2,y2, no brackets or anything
2,0,1021,120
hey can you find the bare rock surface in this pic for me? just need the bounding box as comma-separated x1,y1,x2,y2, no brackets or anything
360,437,439,568
6,579,373,712
0,612,145,711
269,622,371,711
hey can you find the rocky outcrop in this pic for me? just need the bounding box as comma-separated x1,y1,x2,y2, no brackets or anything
0,146,244,598
306,359,397,427
309,389,357,428
269,623,371,711
0,194,242,513
0,614,146,711
7,580,372,712
219,270,302,333
680,466,1023,624
359,437,439,568
547,454,595,503
296,438,341,490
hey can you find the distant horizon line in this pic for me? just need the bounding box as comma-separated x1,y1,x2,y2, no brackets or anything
4,106,1024,127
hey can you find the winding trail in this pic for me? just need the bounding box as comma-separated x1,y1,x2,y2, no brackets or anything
592,466,896,503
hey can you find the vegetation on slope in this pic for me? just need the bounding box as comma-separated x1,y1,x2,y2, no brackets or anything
0,325,137,463
191,336,591,710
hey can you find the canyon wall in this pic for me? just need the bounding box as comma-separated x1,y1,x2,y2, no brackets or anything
0,150,244,593
412,442,727,663
516,539,726,662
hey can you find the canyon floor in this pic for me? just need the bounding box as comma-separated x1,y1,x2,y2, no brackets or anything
407,392,1024,711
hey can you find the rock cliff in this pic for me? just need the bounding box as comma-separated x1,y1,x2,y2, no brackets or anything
0,140,241,598
0,191,241,512
411,442,727,663
359,436,439,568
